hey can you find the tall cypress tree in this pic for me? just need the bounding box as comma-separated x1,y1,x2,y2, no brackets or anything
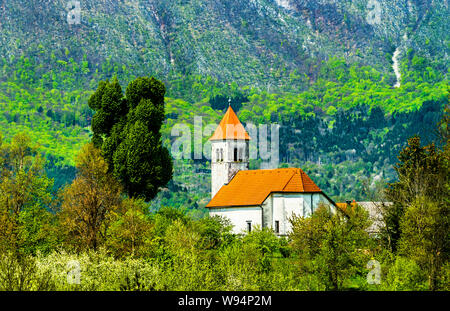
88,76,173,201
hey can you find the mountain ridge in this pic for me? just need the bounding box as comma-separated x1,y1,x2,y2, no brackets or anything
1,0,448,88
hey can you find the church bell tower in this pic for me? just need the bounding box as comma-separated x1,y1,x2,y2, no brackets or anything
209,105,250,198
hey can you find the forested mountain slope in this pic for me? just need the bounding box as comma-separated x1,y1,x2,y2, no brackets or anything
0,0,448,87
0,0,448,207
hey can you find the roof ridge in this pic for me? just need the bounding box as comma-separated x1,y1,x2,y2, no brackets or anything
299,169,306,192
300,169,322,192
209,105,250,141
297,168,306,191
281,170,297,191
207,167,325,208
224,106,232,124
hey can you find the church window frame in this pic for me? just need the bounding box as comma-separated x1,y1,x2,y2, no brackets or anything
238,148,243,161
275,220,280,234
246,221,252,233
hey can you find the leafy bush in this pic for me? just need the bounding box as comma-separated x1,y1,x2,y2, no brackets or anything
382,257,428,291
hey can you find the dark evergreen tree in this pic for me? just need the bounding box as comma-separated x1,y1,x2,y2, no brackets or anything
89,77,173,201
384,136,445,252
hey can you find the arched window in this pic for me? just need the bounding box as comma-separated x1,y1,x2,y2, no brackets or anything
216,149,220,162
220,148,224,161
233,147,238,161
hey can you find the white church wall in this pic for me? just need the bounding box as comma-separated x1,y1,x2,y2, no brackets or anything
262,195,273,229
209,206,262,234
270,193,335,235
208,193,336,236
211,164,226,198
211,140,249,198
211,141,227,198
315,194,337,214
272,193,304,235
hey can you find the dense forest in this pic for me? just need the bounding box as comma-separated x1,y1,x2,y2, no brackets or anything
0,49,448,210
0,55,448,290
0,103,448,290
0,0,448,292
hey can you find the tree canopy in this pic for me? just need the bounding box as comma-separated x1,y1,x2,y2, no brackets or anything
89,77,173,201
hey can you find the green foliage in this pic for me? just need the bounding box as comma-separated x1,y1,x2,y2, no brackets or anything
89,77,173,201
0,49,447,206
0,252,55,291
379,124,450,290
0,1,448,291
384,136,447,252
289,204,373,290
59,143,123,252
194,215,234,250
398,197,449,290
382,257,428,291
106,198,154,258
0,132,55,255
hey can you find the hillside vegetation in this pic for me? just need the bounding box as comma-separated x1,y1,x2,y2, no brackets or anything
0,0,448,205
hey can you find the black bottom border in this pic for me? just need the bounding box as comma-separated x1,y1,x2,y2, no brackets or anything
1,291,448,310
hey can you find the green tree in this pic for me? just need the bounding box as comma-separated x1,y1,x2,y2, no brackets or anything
398,196,449,290
242,227,280,274
0,133,54,255
382,256,428,291
383,106,449,290
88,77,128,146
384,136,444,251
289,204,372,290
60,143,122,251
89,77,173,201
106,198,154,258
194,215,234,250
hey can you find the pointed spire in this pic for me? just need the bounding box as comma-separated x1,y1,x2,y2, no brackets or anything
209,105,251,141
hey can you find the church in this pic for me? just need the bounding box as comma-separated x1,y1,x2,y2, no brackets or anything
206,106,337,235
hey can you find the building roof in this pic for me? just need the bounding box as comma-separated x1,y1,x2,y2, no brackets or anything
336,201,391,233
209,105,251,141
336,201,392,215
336,201,358,214
207,168,324,208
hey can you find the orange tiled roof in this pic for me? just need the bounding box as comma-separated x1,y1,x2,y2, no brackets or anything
336,201,358,215
207,168,323,208
209,105,250,141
